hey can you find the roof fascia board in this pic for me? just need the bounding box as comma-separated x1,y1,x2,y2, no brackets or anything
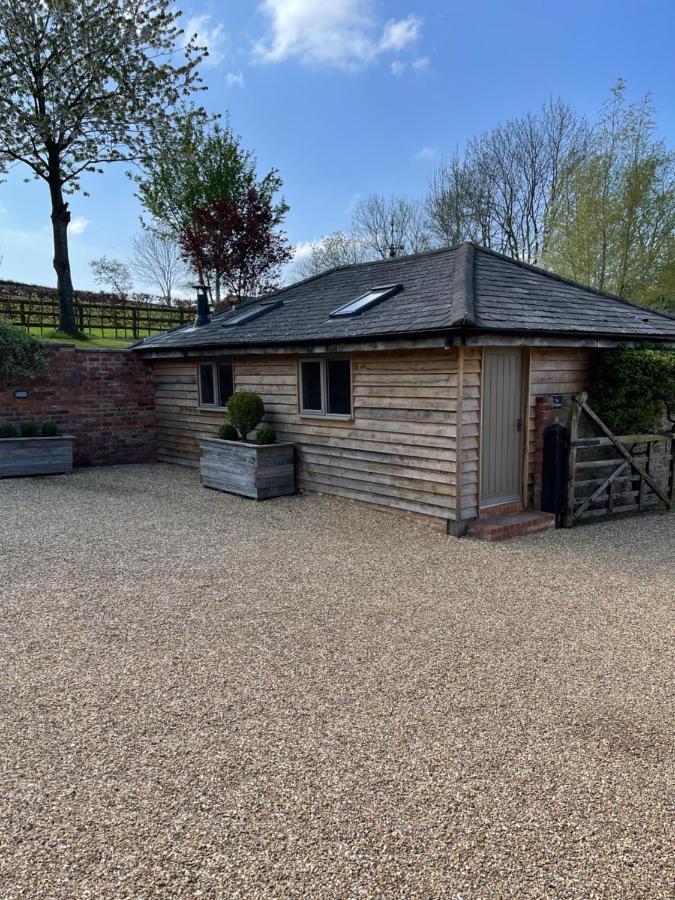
137,329,675,360
465,333,675,349
137,335,452,359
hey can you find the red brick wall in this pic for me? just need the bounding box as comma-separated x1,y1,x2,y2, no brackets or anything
0,345,156,467
527,348,597,508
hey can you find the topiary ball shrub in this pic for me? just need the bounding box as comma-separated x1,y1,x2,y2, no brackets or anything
0,322,48,380
42,422,59,437
20,422,38,437
255,425,277,445
227,392,265,441
590,347,675,434
217,422,239,441
0,423,18,438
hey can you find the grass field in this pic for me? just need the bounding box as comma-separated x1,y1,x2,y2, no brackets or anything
36,330,136,350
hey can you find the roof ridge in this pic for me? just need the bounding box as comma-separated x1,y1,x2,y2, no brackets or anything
275,243,460,297
450,241,476,327
472,244,675,324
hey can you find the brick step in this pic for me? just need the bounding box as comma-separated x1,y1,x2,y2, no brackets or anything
468,510,556,542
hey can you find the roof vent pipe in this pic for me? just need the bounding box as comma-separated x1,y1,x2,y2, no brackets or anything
193,284,210,327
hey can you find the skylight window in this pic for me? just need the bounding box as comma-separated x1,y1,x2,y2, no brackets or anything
329,284,402,318
220,300,283,326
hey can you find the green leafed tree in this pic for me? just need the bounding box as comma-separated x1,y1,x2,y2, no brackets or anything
0,0,205,334
135,118,288,304
545,81,675,309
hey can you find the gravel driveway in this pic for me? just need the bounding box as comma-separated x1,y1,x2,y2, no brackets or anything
0,464,673,899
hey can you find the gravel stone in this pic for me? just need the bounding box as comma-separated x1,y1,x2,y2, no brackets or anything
0,464,673,898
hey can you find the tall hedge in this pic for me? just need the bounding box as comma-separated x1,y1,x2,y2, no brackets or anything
590,347,675,434
0,322,48,380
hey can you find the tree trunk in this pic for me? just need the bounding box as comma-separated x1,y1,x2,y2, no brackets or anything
48,174,77,335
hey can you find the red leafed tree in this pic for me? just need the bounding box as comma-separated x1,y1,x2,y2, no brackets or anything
180,187,292,301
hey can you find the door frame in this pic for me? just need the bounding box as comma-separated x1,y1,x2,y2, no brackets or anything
477,347,530,511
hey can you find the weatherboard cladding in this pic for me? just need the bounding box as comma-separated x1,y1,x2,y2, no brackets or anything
136,243,675,352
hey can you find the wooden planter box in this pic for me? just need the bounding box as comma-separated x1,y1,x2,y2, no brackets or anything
200,438,295,500
0,435,74,478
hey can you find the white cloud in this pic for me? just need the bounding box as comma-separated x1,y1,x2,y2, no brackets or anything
415,146,438,161
391,55,429,76
379,16,420,52
185,14,227,67
69,216,90,235
412,56,429,72
0,226,35,241
226,71,245,88
253,0,421,71
292,240,319,261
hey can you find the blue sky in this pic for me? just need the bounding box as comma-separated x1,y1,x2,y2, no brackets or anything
1,0,673,293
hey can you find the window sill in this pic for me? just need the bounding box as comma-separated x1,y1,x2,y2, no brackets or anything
299,413,353,423
199,405,229,412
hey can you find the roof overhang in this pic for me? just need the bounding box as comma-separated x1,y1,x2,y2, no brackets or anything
134,327,675,359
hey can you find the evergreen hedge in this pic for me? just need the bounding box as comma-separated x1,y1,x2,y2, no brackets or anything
0,321,48,380
590,347,675,434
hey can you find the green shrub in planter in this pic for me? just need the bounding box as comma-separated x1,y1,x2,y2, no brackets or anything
19,422,38,437
0,423,17,438
0,322,48,380
255,425,277,445
227,392,265,441
217,422,239,441
42,422,59,437
590,347,675,434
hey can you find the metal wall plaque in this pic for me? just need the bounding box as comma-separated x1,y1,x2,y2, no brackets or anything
13,390,28,399
550,394,564,409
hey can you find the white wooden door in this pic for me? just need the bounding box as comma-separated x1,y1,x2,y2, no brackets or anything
480,350,523,507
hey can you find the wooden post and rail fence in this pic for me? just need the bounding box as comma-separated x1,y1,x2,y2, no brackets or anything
0,285,195,340
563,391,675,527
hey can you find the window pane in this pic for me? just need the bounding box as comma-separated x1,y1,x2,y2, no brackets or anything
221,300,283,326
301,360,322,411
217,363,234,406
330,285,399,317
199,364,215,405
327,360,351,415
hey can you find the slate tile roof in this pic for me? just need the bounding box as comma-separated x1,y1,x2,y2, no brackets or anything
135,242,675,352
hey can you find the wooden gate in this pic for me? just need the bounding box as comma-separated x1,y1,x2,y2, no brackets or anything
564,392,675,527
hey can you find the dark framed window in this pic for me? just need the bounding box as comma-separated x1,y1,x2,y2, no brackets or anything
217,363,234,406
300,360,323,412
198,361,234,408
298,357,352,418
326,359,351,415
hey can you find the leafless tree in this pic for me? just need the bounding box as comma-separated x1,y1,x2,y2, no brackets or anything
351,194,433,259
427,99,589,263
89,256,133,303
131,231,189,304
426,151,496,248
294,231,369,279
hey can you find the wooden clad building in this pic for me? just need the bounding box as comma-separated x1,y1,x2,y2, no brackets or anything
135,243,675,534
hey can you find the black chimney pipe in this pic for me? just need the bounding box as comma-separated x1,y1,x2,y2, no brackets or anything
194,284,210,327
